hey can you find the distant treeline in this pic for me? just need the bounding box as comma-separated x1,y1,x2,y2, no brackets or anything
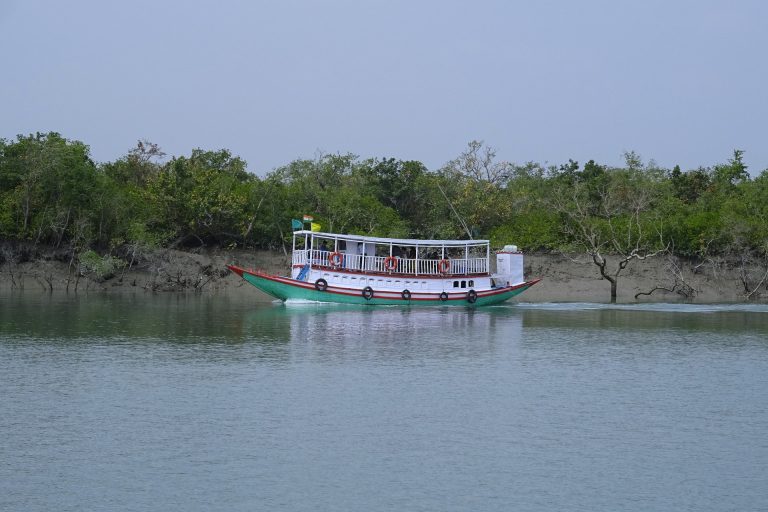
1,133,767,262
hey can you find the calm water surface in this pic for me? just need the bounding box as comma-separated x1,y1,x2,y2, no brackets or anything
1,293,767,511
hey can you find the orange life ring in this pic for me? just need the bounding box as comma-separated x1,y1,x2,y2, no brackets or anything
384,256,399,271
438,258,451,274
328,251,344,267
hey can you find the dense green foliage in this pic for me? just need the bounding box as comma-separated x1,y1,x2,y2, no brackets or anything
1,133,767,262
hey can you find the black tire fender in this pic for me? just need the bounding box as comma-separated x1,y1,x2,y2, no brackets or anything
439,291,449,302
401,289,411,301
362,286,374,300
467,289,478,303
315,278,328,292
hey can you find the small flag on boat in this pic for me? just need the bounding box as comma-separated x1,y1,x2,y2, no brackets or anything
291,219,303,230
310,222,321,232
303,215,314,222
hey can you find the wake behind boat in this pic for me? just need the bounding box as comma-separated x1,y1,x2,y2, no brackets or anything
228,230,540,306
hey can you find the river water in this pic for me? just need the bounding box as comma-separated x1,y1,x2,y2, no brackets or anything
1,293,767,512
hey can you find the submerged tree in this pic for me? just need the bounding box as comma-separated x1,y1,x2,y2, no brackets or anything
549,155,668,302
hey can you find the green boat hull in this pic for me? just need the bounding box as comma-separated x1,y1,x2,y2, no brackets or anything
230,266,538,307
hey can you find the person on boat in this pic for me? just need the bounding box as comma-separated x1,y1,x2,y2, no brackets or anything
316,241,329,266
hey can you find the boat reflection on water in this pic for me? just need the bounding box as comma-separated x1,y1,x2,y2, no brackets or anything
0,293,524,364
237,301,525,363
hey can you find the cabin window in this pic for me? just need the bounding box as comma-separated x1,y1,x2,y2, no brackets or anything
453,281,459,288
461,280,466,288
469,280,474,287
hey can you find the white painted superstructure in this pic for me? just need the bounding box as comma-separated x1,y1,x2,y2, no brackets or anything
289,230,523,296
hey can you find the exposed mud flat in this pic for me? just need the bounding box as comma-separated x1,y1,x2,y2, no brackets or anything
0,244,287,298
521,253,768,303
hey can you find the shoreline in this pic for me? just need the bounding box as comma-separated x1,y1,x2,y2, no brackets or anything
1,246,766,303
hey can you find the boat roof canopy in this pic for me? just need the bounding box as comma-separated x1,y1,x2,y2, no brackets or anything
292,230,489,247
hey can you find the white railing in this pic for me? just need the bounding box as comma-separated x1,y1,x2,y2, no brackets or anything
292,250,488,276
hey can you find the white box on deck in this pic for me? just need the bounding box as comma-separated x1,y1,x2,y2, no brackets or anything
496,251,524,286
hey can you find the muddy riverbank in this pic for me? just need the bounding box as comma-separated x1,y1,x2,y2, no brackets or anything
1,243,766,303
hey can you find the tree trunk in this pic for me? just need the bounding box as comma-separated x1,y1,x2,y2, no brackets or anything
592,252,619,303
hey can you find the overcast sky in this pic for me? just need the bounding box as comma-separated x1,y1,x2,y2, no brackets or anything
2,0,766,175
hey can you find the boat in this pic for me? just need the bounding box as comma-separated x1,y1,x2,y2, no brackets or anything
227,230,540,306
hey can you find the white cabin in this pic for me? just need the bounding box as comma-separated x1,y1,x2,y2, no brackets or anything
290,231,524,293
